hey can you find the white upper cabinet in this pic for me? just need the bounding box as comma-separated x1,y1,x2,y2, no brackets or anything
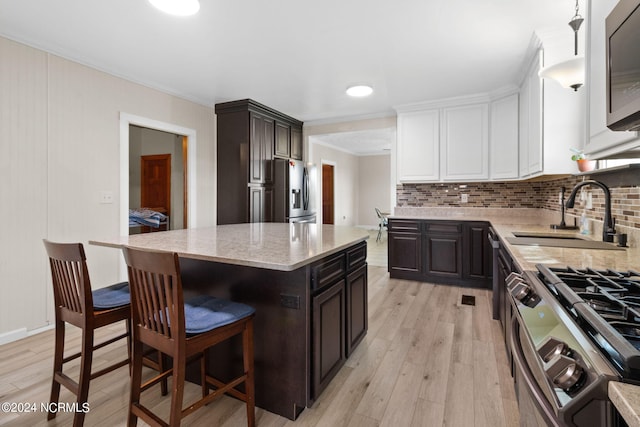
584,0,639,157
396,109,440,182
519,51,543,178
490,93,519,180
441,104,489,181
395,93,516,183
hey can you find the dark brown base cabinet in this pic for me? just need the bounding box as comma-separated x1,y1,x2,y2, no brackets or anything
388,219,492,288
496,237,517,371
311,242,368,400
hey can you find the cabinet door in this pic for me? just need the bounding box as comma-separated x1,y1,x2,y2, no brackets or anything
519,52,543,178
397,109,440,182
425,233,462,278
249,186,273,223
290,126,303,160
441,104,489,181
275,121,290,158
388,232,423,277
490,94,519,179
312,280,346,399
463,223,492,282
250,114,275,184
346,264,367,356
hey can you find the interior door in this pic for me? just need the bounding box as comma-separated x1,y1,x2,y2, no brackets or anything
141,154,171,214
322,164,334,225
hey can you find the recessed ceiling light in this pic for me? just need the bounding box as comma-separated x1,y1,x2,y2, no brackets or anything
346,85,373,97
149,0,200,16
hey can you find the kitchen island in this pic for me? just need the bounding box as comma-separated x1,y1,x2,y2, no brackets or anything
91,223,369,420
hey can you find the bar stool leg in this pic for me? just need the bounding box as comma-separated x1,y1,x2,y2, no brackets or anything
48,320,65,421
73,330,94,427
128,340,144,427
168,353,186,427
243,320,255,427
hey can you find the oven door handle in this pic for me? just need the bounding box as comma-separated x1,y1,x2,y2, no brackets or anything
510,314,562,427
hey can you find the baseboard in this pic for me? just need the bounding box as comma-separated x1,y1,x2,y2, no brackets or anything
0,328,27,346
0,323,54,346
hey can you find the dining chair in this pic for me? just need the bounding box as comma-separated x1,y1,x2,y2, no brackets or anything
43,240,133,427
122,247,256,427
375,208,388,242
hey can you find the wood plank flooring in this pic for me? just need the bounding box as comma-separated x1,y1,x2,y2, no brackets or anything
0,266,519,426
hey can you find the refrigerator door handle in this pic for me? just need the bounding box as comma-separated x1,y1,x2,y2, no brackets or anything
303,166,309,211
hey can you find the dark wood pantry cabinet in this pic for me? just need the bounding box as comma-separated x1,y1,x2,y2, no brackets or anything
215,99,304,225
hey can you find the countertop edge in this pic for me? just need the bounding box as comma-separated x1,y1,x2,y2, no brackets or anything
609,382,640,427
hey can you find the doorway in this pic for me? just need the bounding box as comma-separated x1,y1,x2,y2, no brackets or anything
128,124,187,234
322,163,335,225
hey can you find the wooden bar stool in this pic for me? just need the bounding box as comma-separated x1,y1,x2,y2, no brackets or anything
44,240,167,427
122,247,256,427
43,240,134,427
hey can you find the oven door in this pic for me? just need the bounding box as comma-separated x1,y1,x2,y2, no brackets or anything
511,314,562,427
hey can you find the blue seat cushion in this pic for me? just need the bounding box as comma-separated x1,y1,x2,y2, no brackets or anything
184,295,255,335
92,282,130,309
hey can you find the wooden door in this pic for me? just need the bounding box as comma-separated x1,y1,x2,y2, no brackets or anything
141,154,171,214
322,164,334,224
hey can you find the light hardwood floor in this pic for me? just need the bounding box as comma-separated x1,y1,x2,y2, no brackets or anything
0,267,519,426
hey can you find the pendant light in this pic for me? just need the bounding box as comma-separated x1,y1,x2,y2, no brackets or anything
539,0,585,91
148,0,200,16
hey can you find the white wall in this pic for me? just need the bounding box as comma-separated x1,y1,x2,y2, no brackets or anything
305,116,396,228
358,154,391,227
0,36,215,339
309,141,359,226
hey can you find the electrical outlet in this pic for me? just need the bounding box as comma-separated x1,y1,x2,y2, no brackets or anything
461,194,469,203
280,294,300,309
100,191,114,204
586,192,593,209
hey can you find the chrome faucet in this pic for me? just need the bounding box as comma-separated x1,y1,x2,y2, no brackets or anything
565,180,616,242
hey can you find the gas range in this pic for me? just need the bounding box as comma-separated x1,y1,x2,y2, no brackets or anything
538,265,640,381
506,266,627,426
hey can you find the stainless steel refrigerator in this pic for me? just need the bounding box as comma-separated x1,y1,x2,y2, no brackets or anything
274,159,316,223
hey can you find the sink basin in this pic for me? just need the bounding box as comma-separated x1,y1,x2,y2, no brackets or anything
511,232,584,240
505,236,624,251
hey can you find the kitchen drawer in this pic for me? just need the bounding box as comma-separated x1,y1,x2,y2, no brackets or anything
425,222,461,234
311,253,346,292
346,241,367,271
388,219,421,233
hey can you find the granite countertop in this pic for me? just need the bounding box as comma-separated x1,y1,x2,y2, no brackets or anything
610,382,640,427
90,223,369,272
392,206,640,425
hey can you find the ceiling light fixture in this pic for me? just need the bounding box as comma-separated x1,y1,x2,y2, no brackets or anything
346,85,373,97
148,0,200,16
539,0,584,91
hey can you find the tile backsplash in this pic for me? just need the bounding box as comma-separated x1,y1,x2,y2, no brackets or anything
397,176,640,230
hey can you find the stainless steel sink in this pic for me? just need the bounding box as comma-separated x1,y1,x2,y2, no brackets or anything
505,235,624,251
511,232,584,240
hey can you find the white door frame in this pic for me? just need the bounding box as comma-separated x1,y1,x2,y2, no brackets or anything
119,112,198,236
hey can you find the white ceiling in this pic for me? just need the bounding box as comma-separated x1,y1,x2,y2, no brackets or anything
0,0,575,151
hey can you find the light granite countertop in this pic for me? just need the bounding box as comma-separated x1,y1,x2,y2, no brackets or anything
610,382,640,427
90,223,369,272
392,207,640,425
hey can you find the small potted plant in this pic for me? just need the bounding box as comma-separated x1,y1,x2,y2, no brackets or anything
570,148,597,172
